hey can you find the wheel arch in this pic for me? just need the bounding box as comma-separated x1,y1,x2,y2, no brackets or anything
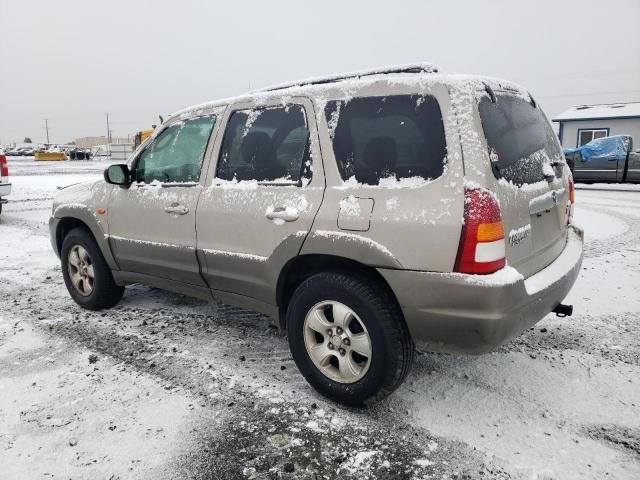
276,254,403,329
54,213,119,270
55,217,91,254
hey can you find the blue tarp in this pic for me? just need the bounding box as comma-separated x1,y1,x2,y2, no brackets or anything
564,135,631,162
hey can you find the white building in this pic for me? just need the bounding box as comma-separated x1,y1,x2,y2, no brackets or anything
74,136,131,149
553,102,640,149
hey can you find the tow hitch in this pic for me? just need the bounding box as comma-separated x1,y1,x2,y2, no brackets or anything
553,303,573,317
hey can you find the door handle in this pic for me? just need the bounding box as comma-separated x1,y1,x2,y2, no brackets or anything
266,207,299,222
164,203,189,215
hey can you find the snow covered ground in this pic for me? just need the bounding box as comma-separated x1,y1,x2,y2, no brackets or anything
1,160,638,479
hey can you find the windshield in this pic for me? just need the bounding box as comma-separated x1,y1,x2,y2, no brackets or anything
478,94,564,185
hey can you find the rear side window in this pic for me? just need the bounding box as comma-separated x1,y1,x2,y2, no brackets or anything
216,105,311,184
133,116,215,184
325,95,447,185
478,94,564,185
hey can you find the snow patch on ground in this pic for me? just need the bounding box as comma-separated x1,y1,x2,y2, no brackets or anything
8,174,99,201
573,208,627,241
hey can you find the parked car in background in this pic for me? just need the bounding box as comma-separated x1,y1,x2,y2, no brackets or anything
0,154,11,215
68,148,92,160
20,147,36,156
5,147,33,156
564,135,640,183
49,64,583,404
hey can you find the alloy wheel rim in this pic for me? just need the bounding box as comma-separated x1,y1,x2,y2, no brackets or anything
303,300,372,384
67,245,94,297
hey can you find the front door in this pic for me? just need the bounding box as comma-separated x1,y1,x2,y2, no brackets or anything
107,113,217,285
196,98,324,304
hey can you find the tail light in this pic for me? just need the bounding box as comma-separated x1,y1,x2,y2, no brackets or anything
567,172,575,222
568,173,575,204
454,187,506,274
0,155,8,177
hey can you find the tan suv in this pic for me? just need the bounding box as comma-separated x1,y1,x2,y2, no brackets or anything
50,64,583,405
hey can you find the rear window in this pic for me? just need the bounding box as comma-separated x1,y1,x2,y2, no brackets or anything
478,94,564,185
325,95,447,185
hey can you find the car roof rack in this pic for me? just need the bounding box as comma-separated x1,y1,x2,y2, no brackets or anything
255,62,439,93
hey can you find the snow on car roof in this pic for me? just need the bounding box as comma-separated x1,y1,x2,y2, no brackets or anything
169,66,530,120
553,102,640,122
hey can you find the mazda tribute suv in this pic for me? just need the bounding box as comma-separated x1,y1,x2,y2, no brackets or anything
50,64,583,404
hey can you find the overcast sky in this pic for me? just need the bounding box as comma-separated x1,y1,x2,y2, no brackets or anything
1,0,639,144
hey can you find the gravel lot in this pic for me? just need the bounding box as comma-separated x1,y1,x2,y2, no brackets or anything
1,158,639,479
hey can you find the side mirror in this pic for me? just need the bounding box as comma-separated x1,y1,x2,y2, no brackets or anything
104,164,131,186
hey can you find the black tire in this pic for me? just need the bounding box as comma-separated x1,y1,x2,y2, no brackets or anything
287,271,414,406
61,227,124,310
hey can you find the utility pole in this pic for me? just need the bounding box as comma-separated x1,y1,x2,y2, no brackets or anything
105,113,111,156
44,118,50,144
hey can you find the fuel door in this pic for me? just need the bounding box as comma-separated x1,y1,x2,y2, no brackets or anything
337,196,375,232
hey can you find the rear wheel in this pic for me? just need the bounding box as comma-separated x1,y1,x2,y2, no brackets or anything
61,228,124,310
287,271,414,405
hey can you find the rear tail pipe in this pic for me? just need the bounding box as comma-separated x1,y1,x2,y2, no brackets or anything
552,303,573,317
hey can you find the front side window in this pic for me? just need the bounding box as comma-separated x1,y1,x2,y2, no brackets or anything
478,94,564,185
578,128,608,147
216,105,310,184
133,115,215,184
325,95,447,185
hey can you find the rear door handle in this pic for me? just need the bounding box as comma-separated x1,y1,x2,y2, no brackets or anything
266,207,299,222
165,203,189,215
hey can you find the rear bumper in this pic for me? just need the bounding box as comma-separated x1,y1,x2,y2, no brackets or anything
0,182,11,198
379,225,584,354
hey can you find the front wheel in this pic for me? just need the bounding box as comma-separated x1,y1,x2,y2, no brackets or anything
287,272,414,405
61,228,124,310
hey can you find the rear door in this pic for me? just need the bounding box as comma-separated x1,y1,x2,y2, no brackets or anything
475,90,570,278
309,85,463,272
196,97,325,304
